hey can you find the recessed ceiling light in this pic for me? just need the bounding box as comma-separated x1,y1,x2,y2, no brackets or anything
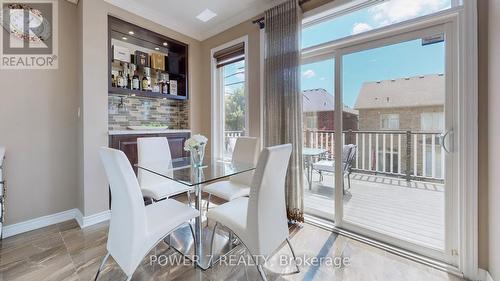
163,42,168,46
121,36,127,40
155,47,160,50
128,31,134,35
196,8,217,22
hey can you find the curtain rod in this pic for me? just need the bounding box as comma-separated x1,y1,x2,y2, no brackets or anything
252,0,310,28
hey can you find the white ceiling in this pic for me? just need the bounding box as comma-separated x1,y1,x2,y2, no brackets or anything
105,0,286,41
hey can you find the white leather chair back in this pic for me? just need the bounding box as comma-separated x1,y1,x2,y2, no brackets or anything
137,137,173,187
247,144,292,256
99,147,147,276
230,137,260,186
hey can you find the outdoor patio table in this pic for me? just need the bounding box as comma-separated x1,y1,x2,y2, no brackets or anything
302,147,328,190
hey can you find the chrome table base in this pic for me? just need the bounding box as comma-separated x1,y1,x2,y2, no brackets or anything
166,218,239,270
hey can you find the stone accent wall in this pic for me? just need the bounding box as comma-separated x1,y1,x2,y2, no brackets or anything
108,96,189,130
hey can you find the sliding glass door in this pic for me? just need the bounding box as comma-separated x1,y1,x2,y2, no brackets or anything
302,23,458,265
300,56,336,221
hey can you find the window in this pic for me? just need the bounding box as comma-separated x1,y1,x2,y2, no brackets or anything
380,114,400,130
211,39,248,159
421,112,443,131
302,0,454,49
305,115,318,129
223,60,246,157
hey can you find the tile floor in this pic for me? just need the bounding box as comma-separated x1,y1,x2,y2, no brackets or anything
0,218,466,281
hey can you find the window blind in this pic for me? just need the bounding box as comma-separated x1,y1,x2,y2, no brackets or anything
213,42,245,68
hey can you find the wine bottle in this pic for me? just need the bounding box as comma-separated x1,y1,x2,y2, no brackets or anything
142,76,149,91
117,71,124,88
132,71,140,90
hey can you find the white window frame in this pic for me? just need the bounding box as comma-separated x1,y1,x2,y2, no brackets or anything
210,36,249,159
380,114,400,130
421,112,444,131
300,1,478,279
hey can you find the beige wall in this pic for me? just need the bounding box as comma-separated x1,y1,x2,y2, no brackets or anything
0,0,79,224
78,0,203,216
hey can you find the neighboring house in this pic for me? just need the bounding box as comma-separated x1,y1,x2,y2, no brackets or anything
302,88,358,131
353,74,445,178
354,74,445,132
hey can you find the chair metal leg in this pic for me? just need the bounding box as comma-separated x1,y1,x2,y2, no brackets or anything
187,190,191,206
228,230,234,250
94,252,110,281
125,275,132,281
256,264,268,281
206,193,212,213
286,238,300,273
210,222,218,266
188,222,197,268
246,248,268,281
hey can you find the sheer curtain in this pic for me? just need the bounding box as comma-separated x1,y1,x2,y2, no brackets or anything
263,0,304,222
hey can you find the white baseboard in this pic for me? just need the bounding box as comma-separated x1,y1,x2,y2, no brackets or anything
3,209,79,238
2,208,110,238
478,268,494,281
75,209,111,228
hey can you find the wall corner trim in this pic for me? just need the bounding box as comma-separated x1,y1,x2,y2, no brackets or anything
2,208,111,238
76,209,111,228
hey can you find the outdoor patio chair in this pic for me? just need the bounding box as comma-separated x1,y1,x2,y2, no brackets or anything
312,144,357,193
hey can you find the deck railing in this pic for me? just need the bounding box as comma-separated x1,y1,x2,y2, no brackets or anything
303,129,445,182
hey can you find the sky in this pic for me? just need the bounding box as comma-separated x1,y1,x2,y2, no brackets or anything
301,0,450,108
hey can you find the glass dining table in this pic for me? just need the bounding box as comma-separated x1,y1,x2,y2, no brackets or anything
136,156,256,270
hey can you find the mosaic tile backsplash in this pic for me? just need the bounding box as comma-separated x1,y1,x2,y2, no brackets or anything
108,96,189,130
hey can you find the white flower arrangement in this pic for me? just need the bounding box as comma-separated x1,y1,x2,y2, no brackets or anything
184,134,208,151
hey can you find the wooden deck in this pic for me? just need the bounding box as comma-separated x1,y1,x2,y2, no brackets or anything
304,172,445,250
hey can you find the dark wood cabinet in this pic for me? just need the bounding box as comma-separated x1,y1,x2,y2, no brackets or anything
109,132,190,173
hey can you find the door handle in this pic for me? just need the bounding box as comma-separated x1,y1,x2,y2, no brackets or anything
440,129,452,153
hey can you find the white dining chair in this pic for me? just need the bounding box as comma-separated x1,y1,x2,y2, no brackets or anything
96,147,199,281
207,144,300,281
203,137,259,211
137,137,192,203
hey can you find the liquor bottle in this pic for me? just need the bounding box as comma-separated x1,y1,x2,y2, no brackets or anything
142,76,149,91
132,71,140,90
161,73,169,94
111,74,116,87
142,67,152,91
126,73,131,89
117,71,124,88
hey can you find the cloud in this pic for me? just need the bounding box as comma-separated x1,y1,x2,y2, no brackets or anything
319,77,326,81
368,0,450,26
352,22,373,34
302,69,316,79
